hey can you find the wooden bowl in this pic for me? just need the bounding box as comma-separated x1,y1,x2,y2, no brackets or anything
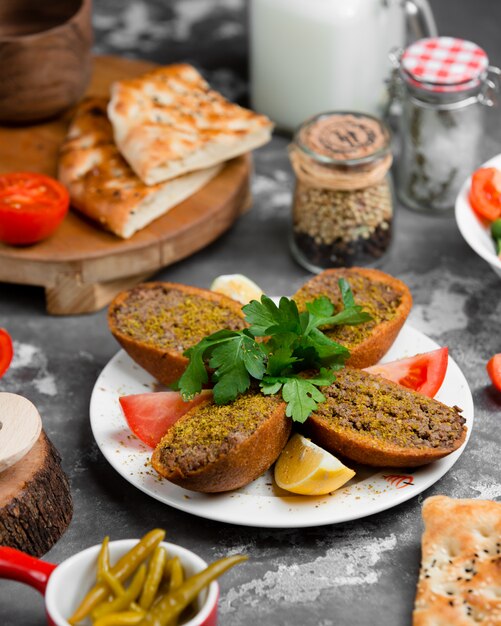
0,0,93,123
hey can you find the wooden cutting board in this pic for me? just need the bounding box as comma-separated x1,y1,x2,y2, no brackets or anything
0,56,251,315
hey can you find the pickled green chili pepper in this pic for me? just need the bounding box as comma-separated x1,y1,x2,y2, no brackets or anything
101,570,144,614
69,529,166,624
94,611,145,626
164,559,184,626
162,558,173,584
139,554,248,626
93,564,146,621
139,547,168,610
168,558,184,592
97,537,111,582
102,569,125,598
154,557,173,601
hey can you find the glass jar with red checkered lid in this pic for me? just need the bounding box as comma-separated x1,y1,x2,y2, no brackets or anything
392,36,500,212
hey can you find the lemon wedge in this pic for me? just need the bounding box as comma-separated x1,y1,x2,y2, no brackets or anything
210,274,264,305
274,434,355,496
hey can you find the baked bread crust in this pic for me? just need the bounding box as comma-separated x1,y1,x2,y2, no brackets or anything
108,282,246,386
305,369,466,468
414,496,501,626
293,267,413,368
151,396,291,493
58,98,220,238
108,64,273,185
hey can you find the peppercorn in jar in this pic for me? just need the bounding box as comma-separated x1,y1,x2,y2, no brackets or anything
289,112,394,272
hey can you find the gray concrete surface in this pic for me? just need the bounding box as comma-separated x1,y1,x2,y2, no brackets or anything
1,1,501,624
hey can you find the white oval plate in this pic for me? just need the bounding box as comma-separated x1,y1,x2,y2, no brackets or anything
90,323,473,528
455,154,501,277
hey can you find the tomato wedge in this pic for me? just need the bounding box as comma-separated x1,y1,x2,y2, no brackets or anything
0,328,13,378
487,354,501,392
0,172,69,245
469,168,501,222
364,347,448,398
119,390,213,448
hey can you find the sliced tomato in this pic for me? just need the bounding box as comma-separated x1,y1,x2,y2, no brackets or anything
0,172,69,245
364,347,448,398
0,329,13,378
487,354,501,392
119,390,213,448
469,168,501,222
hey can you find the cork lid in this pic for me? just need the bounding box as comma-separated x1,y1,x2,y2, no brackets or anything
296,112,391,165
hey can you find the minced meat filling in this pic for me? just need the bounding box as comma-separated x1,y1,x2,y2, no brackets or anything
157,393,282,474
314,369,465,449
293,272,402,348
113,285,245,352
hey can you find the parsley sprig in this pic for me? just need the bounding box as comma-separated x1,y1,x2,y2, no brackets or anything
176,278,372,423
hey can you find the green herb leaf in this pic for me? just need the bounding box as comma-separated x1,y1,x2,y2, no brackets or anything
265,335,300,376
177,330,242,400
303,283,372,332
241,296,280,336
208,333,266,404
282,379,326,423
240,329,267,379
306,295,335,319
319,307,373,327
305,368,339,387
300,328,350,363
495,237,501,256
339,277,355,308
243,296,301,336
262,369,336,423
175,279,372,422
260,380,283,395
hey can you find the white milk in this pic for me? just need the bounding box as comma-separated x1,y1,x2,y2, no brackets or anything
250,0,405,131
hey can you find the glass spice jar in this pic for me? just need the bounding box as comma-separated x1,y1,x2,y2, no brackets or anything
289,112,394,272
392,37,500,213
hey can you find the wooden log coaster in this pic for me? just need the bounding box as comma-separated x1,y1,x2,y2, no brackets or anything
0,394,73,557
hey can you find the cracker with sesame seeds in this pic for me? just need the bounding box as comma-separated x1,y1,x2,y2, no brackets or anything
413,496,501,626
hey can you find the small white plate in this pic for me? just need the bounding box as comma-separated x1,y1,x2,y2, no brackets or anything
91,323,473,529
455,154,501,278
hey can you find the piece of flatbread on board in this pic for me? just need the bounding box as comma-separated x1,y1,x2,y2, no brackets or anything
413,495,501,626
108,64,273,185
58,98,220,239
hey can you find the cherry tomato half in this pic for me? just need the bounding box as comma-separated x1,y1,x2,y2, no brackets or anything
364,347,448,398
469,168,501,222
0,172,69,245
487,354,501,392
0,329,13,378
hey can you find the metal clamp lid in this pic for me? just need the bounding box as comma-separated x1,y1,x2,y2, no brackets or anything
388,39,500,110
478,66,501,108
401,37,489,94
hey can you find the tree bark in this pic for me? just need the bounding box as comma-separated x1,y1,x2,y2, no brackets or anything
0,430,73,557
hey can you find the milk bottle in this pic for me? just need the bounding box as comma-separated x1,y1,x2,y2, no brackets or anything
250,0,436,131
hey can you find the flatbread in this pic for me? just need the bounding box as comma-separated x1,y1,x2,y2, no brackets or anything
413,495,501,626
107,64,273,185
58,98,221,239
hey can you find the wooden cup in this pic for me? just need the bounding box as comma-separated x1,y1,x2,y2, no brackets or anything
0,0,93,123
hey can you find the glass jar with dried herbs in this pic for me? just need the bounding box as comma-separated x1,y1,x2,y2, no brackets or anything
393,37,500,213
289,112,394,273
